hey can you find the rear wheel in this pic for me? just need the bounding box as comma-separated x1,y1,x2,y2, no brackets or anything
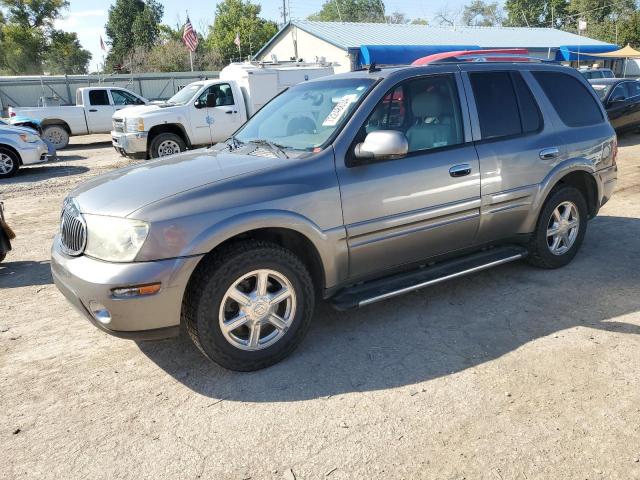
0,147,20,178
183,240,315,371
42,125,69,150
527,186,588,269
149,133,186,158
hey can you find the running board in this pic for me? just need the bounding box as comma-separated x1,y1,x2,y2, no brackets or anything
330,245,528,310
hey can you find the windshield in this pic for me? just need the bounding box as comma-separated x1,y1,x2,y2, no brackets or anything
234,78,376,151
591,83,612,101
167,84,202,105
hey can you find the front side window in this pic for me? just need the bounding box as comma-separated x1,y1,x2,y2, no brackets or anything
626,81,640,98
235,78,375,151
112,90,140,106
89,90,110,106
360,74,464,153
198,83,235,107
533,71,604,127
610,84,627,101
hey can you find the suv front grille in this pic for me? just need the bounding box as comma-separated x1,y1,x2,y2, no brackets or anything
60,199,86,256
113,118,125,133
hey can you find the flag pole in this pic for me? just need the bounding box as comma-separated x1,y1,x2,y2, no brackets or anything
189,50,194,72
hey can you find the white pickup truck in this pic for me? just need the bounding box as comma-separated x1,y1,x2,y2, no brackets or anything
111,62,334,158
9,87,148,149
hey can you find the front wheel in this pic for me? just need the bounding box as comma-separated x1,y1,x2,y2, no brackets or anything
527,185,588,269
0,147,20,178
149,133,186,158
183,240,315,371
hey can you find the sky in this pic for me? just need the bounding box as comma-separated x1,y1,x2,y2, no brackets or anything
55,0,474,71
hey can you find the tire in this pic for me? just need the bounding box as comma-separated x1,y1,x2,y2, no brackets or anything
183,240,315,371
42,125,69,150
0,147,20,178
527,185,588,269
149,133,186,158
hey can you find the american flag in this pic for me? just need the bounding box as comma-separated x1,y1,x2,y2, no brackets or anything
183,17,199,52
99,35,106,52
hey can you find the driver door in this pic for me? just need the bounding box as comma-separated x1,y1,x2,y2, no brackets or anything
85,89,116,133
607,83,633,131
191,83,242,146
336,73,481,280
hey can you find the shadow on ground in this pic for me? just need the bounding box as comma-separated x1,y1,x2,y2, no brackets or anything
138,215,640,402
64,141,112,151
1,165,90,184
0,260,52,288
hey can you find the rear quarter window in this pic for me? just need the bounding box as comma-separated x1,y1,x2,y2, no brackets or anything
533,71,604,127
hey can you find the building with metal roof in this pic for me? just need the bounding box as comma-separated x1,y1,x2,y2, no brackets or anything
254,20,618,72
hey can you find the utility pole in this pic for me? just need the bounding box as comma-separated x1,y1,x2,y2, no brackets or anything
282,0,287,25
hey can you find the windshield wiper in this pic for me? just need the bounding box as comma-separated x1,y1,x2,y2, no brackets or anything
228,135,244,150
250,139,288,158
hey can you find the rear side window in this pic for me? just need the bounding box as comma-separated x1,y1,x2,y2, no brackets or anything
469,71,541,140
533,71,603,127
88,90,110,106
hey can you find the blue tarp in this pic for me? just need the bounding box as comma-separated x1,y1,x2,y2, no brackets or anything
358,45,481,67
555,44,619,61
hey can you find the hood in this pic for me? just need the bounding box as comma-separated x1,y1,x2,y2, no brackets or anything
0,124,41,135
71,148,294,217
113,103,183,119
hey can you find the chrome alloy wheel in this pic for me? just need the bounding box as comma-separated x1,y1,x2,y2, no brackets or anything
547,201,580,256
219,269,297,351
157,140,181,156
0,153,14,174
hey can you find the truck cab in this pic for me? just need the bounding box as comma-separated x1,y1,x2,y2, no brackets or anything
111,62,334,158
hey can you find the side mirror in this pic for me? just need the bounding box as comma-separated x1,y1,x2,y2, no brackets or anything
610,95,626,104
194,99,204,109
206,92,217,108
353,130,408,162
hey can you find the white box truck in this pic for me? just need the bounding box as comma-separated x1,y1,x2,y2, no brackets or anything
111,62,335,158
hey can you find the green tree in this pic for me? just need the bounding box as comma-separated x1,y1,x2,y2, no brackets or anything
1,0,68,29
567,0,634,24
308,0,386,22
206,0,277,62
44,30,91,74
504,0,567,27
462,1,504,26
0,0,90,74
105,0,163,68
410,18,429,25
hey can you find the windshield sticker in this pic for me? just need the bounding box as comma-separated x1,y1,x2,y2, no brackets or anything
322,94,358,127
592,85,607,90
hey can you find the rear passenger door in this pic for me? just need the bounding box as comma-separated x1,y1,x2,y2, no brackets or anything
85,89,116,133
461,67,563,243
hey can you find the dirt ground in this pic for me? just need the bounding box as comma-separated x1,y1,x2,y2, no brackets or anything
1,134,639,480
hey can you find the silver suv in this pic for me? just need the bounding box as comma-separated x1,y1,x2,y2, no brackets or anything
52,62,618,371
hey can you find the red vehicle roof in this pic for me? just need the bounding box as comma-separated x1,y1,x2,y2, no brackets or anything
412,48,530,66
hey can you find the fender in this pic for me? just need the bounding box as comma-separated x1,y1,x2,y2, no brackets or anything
186,210,348,289
522,157,598,232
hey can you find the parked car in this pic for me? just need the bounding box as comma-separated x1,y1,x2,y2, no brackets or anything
0,124,50,178
579,67,615,80
589,78,640,132
52,61,617,371
9,87,148,150
111,62,334,159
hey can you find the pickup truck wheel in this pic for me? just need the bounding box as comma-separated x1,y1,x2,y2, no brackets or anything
527,186,588,269
183,240,315,371
0,147,20,178
42,125,69,149
149,133,185,158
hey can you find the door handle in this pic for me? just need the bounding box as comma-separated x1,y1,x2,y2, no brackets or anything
88,109,98,112
539,147,560,160
224,110,235,114
449,164,471,177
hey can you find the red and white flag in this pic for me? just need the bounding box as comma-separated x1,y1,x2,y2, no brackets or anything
99,35,106,52
183,17,199,52
234,32,241,48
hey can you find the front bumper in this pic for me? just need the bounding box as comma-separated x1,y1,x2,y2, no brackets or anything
111,130,148,155
51,235,203,339
20,140,50,166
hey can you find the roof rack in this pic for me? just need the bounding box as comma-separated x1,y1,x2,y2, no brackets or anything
412,48,547,66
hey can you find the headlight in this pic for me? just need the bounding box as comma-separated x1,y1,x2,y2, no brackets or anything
84,215,149,262
126,117,144,132
19,132,40,143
